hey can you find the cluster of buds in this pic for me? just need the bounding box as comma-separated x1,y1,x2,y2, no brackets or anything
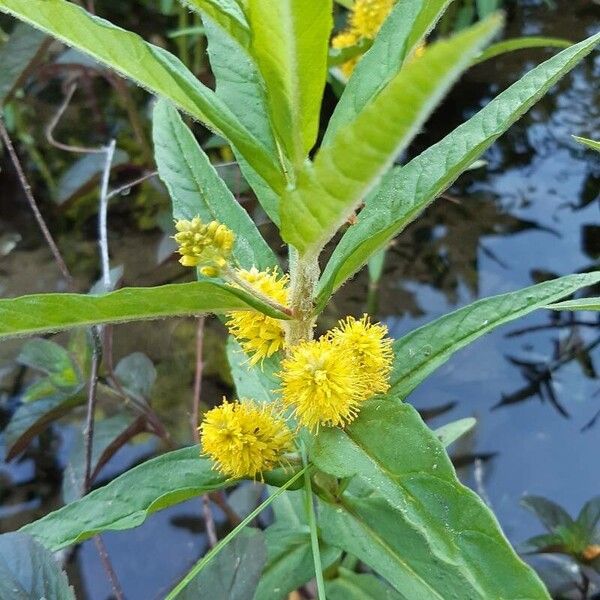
174,217,234,277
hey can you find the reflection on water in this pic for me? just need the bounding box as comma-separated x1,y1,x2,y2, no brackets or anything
0,0,598,598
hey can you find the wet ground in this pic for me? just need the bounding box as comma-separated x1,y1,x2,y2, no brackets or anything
0,0,599,598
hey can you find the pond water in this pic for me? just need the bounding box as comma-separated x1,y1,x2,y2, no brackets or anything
0,0,599,598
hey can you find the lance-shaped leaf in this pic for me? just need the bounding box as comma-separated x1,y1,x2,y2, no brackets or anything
178,528,267,600
0,0,283,192
312,399,550,599
22,447,228,551
547,297,600,311
247,0,333,165
281,16,502,254
0,532,75,600
153,99,277,270
0,22,49,105
0,280,290,340
390,272,600,398
325,0,453,143
325,568,404,600
199,14,282,224
317,32,600,305
254,526,341,600
473,36,572,64
573,136,600,152
182,0,250,48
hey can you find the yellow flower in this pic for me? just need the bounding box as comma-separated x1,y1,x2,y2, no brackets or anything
280,338,368,431
350,0,394,39
227,268,289,366
329,314,393,396
200,399,294,479
332,0,395,76
173,216,234,276
331,29,360,78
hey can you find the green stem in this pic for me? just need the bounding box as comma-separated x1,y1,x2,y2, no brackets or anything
286,250,320,346
223,266,292,317
177,6,190,67
165,465,309,600
302,445,327,599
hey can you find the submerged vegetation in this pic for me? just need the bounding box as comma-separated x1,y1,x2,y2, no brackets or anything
0,0,598,598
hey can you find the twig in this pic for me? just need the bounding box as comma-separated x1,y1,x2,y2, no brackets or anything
192,317,218,548
83,327,102,493
106,170,158,201
93,536,124,600
0,119,73,288
98,139,117,287
191,317,206,445
46,83,105,155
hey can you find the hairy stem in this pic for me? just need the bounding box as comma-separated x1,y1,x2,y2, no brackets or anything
286,250,320,347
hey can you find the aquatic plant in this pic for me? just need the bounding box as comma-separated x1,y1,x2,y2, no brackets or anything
0,0,599,598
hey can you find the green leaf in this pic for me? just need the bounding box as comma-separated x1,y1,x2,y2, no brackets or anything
17,338,81,393
281,16,502,254
4,395,83,460
325,0,453,143
180,4,282,223
317,32,600,305
253,525,341,600
227,337,280,403
325,568,404,600
0,280,290,340
576,497,600,538
0,22,48,105
0,0,284,192
0,532,75,600
390,272,600,398
521,496,576,533
521,533,566,553
62,412,144,504
201,14,274,152
179,528,267,600
547,297,600,311
152,99,277,270
114,352,157,400
312,398,550,599
22,447,228,551
182,0,250,48
247,0,333,164
572,135,600,152
474,36,572,64
435,417,476,448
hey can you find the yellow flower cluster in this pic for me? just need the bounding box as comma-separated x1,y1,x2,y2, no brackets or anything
226,268,289,366
174,216,234,276
200,399,293,479
280,315,393,431
199,314,393,478
332,0,395,77
177,218,395,477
